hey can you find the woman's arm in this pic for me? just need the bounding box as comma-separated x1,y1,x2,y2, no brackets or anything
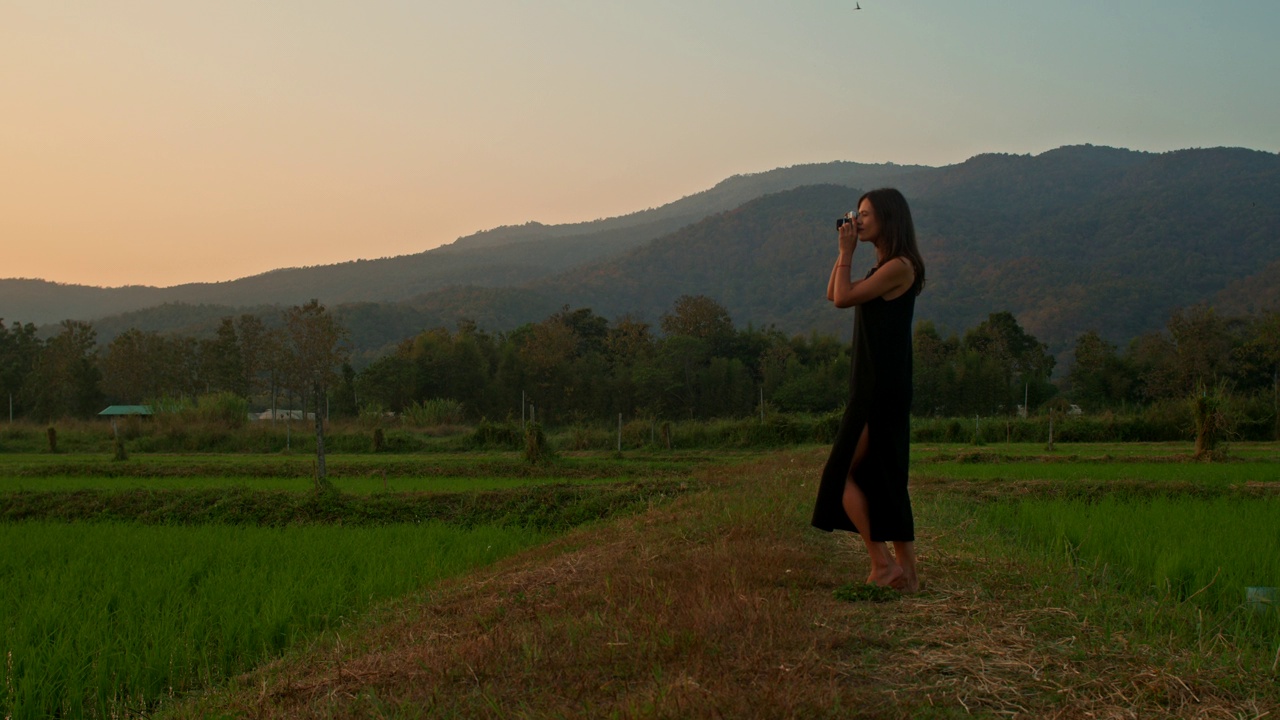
827,223,857,301
826,257,843,301
830,257,914,309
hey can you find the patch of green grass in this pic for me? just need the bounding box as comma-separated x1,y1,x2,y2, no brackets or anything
0,451,709,476
832,583,901,603
913,441,1280,462
0,473,627,494
0,481,695,528
974,494,1280,665
0,522,551,720
915,460,1280,486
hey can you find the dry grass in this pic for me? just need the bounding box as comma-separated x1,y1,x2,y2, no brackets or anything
172,449,1278,719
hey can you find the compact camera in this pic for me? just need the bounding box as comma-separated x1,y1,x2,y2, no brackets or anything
835,211,855,230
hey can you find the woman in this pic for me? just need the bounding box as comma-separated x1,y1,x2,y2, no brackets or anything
812,187,926,592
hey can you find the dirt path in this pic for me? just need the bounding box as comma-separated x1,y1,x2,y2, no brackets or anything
176,450,1277,719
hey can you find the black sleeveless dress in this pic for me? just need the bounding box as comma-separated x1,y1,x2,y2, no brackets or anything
811,265,915,541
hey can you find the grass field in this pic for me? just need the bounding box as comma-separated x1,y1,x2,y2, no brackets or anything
0,450,709,719
3,443,1279,718
2,522,549,718
980,495,1280,621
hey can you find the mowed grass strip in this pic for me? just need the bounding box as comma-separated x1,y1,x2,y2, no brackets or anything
0,452,711,480
916,460,1280,486
0,473,624,494
1,522,550,720
914,441,1280,462
0,481,692,528
172,449,1280,719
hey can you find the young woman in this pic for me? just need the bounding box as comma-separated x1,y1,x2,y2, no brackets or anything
812,187,926,592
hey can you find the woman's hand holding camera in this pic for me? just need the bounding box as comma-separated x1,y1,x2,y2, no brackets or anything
838,218,858,256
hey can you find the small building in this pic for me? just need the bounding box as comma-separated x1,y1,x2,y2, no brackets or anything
255,409,313,421
98,405,154,417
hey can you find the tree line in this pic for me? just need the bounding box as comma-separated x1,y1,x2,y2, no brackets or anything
2,296,1277,432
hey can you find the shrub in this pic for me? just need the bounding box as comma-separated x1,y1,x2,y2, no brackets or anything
467,420,522,450
149,392,250,431
523,422,556,464
402,398,466,428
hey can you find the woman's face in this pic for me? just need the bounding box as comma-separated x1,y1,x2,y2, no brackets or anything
855,198,880,242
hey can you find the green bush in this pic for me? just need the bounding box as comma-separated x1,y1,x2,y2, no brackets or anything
402,398,467,428
467,419,523,450
149,392,251,431
911,410,1203,445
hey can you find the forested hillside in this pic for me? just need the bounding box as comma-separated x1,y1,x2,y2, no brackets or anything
398,146,1280,358
13,145,1278,363
0,161,921,326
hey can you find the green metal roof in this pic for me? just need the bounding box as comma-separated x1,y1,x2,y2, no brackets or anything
98,405,153,416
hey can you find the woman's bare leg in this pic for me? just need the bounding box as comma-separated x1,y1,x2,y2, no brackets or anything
892,541,918,593
841,425,903,588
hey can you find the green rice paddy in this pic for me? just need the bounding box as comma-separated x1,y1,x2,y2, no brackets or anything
1,522,549,719
3,442,1278,717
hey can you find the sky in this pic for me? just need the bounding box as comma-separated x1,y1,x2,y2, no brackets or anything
2,1,1277,289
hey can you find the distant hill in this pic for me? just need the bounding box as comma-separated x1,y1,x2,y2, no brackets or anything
0,161,923,327
396,146,1280,357
22,145,1280,364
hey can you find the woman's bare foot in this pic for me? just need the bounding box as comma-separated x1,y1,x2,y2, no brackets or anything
867,564,904,589
899,570,920,594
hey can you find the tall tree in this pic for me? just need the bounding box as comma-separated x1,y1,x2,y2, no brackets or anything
912,321,959,416
236,314,270,405
963,312,1056,412
1067,330,1132,410
24,320,103,420
661,295,734,352
201,317,246,397
0,320,41,420
1167,305,1233,392
100,329,165,403
282,300,350,490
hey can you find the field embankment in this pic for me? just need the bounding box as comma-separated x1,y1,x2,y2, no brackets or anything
168,446,1280,719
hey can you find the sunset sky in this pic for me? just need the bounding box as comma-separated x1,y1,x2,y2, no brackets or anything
2,1,1277,289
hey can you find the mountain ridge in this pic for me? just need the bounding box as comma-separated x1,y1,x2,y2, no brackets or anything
8,145,1278,364
0,160,923,326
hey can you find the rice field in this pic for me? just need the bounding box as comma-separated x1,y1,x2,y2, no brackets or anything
3,443,1279,717
947,444,1280,653
980,496,1280,622
0,450,700,719
1,522,550,718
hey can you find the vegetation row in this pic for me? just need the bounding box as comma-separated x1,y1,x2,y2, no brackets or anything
3,295,1278,438
1,402,1272,460
0,480,693,530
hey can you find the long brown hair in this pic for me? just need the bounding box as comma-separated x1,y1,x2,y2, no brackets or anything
860,187,926,296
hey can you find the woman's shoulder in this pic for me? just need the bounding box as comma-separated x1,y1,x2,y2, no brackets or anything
875,256,915,282
875,256,916,302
